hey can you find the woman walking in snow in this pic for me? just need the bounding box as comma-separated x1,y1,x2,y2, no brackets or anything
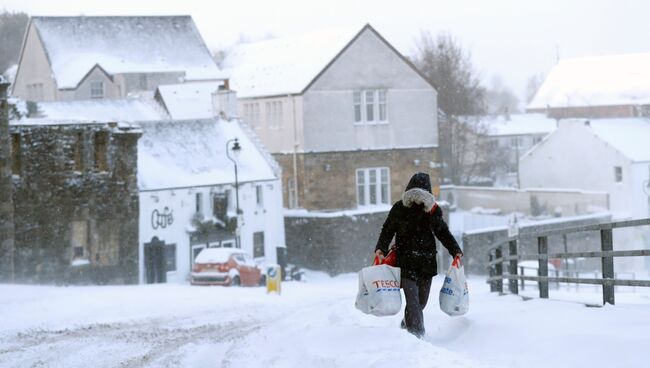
375,172,463,338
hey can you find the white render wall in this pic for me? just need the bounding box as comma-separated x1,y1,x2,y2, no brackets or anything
12,24,58,101
520,123,643,218
138,179,285,284
302,28,438,152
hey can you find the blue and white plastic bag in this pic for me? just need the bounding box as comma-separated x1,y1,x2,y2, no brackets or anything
439,257,469,316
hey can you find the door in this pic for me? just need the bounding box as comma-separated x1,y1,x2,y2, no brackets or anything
144,237,166,284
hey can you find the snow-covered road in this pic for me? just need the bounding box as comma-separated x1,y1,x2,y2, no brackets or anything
1,273,649,368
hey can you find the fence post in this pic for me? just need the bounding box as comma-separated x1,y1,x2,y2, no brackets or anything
520,266,525,290
538,236,549,299
509,239,518,294
495,247,503,293
489,251,496,292
600,228,615,305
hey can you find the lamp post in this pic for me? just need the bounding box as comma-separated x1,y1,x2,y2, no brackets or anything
226,138,242,248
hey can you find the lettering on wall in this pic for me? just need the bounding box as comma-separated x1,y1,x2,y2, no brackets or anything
151,207,174,229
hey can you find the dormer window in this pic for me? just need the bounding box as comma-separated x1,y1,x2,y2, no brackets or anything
90,81,104,99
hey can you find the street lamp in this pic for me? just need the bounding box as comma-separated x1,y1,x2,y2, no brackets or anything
226,138,242,248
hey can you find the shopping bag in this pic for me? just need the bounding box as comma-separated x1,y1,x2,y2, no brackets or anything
439,256,469,316
355,256,401,316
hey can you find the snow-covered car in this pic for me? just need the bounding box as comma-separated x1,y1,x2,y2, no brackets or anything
191,248,263,286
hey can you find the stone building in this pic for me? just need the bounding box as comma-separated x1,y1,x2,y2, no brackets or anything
223,24,440,212
0,77,16,281
527,53,650,119
8,117,141,283
11,16,223,102
222,24,441,273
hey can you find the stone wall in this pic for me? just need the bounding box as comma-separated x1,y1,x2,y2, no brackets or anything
9,121,141,284
528,105,639,119
285,210,389,275
461,214,612,275
275,147,439,211
0,81,15,281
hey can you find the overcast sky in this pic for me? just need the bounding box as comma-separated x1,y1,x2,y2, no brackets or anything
3,0,649,103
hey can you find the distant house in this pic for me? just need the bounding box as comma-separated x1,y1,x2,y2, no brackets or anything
520,118,650,219
222,24,440,212
12,16,223,102
527,53,650,119
482,113,557,187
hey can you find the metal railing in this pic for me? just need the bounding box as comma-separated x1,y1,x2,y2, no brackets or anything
487,218,650,305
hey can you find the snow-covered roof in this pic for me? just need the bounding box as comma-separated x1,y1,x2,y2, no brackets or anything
31,16,223,89
138,119,277,190
34,98,167,122
583,118,650,162
482,113,557,137
221,26,362,98
155,81,223,120
1,64,16,84
528,53,650,109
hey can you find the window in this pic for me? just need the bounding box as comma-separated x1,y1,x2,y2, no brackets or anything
225,189,235,213
365,90,374,122
287,178,298,209
212,193,227,220
90,81,104,99
164,245,176,272
353,91,362,122
94,131,108,171
222,240,235,248
26,83,44,101
256,185,264,208
74,132,83,171
139,74,147,90
195,192,203,214
353,90,387,123
71,221,89,261
253,231,265,258
378,90,387,121
11,134,21,175
266,101,283,129
510,137,522,149
533,136,542,145
614,166,623,183
356,168,390,206
243,102,260,126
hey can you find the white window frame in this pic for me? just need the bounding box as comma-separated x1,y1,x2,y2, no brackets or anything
90,81,104,99
356,167,390,207
353,89,388,124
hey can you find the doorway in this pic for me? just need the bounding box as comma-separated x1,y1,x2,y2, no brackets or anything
145,236,166,284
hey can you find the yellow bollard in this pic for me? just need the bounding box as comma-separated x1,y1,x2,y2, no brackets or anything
266,265,282,295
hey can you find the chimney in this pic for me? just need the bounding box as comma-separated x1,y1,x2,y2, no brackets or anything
212,85,238,119
0,77,16,282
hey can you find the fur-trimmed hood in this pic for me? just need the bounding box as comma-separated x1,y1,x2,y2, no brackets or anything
402,188,436,212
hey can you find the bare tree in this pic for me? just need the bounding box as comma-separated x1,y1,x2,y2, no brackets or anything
413,31,501,185
0,11,29,74
484,75,520,116
525,73,545,104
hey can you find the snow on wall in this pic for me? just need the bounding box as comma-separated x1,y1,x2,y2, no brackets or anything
480,113,557,137
137,118,277,191
529,53,650,109
32,16,224,89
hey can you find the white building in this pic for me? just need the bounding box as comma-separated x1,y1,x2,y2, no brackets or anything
520,118,650,219
138,118,285,284
12,16,224,102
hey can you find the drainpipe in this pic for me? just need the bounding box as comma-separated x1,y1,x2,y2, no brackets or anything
290,94,299,209
0,78,15,282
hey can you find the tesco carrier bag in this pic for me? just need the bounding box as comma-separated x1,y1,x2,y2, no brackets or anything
439,256,469,316
355,256,401,316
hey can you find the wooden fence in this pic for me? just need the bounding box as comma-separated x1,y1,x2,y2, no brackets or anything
487,218,650,305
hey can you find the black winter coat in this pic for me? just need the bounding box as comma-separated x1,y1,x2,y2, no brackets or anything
375,173,462,280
